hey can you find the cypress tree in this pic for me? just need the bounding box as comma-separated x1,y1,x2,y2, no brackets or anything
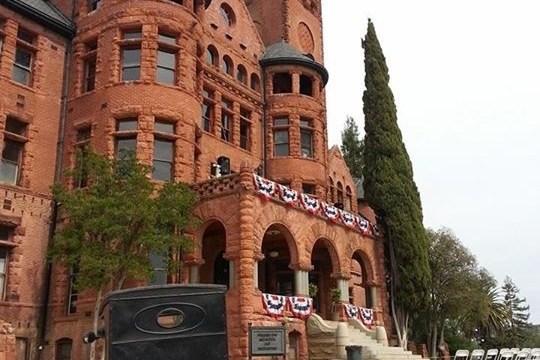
341,116,364,179
362,19,431,343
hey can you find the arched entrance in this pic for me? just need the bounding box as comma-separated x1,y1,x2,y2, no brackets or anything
200,220,229,287
310,238,338,319
350,251,373,308
258,224,295,296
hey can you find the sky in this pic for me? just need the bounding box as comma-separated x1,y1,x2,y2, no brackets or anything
321,0,540,324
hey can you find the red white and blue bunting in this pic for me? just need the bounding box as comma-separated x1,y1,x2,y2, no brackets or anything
288,296,313,320
253,174,277,199
300,193,321,214
322,202,340,222
344,304,359,319
252,173,379,237
278,184,299,206
360,307,374,327
262,293,287,318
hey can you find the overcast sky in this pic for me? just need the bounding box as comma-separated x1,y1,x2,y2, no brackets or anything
321,0,540,324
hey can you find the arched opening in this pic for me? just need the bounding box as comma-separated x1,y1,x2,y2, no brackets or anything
206,45,218,66
258,225,295,296
336,181,344,207
236,64,247,84
200,221,228,287
345,185,352,211
350,251,373,308
272,72,292,94
299,74,313,96
310,238,338,319
328,177,335,203
55,338,73,360
250,73,261,92
221,55,233,76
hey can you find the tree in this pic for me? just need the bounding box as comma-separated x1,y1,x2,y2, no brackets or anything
421,228,478,358
340,116,364,179
49,150,199,360
361,19,431,348
499,277,531,347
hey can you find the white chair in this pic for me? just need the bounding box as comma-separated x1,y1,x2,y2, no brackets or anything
511,348,521,357
516,351,530,360
529,349,540,360
485,349,499,360
499,350,515,360
499,349,511,360
471,349,485,360
455,350,470,360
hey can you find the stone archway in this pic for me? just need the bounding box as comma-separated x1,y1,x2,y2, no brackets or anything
258,223,297,296
199,220,229,287
350,250,376,308
309,238,340,319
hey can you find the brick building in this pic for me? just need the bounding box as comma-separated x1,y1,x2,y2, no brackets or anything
0,1,390,359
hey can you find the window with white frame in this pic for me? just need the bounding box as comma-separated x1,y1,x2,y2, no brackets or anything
152,120,175,181
300,117,313,158
0,117,28,185
12,28,37,86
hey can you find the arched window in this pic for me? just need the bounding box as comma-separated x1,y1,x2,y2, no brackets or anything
206,45,218,66
328,177,335,203
250,73,261,92
221,55,233,76
337,182,344,206
55,338,73,360
219,3,235,27
345,185,352,211
236,64,247,84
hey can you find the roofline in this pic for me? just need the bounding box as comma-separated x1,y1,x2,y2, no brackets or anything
260,57,329,85
3,0,75,38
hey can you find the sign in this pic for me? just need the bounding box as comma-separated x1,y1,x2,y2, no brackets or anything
249,326,286,356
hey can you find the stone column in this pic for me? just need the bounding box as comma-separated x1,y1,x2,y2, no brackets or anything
337,278,349,302
189,265,200,283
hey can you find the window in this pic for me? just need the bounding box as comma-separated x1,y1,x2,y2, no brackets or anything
0,225,12,300
67,265,78,314
328,177,335,203
16,337,29,360
221,55,233,76
55,338,73,360
236,64,247,84
83,40,97,92
12,28,36,86
89,0,100,11
272,72,292,94
1,117,28,185
153,120,175,181
206,45,218,66
219,3,235,26
220,99,233,142
239,108,251,151
74,127,91,188
345,186,353,211
156,32,178,85
300,117,313,158
250,73,261,92
337,182,344,205
273,117,289,156
302,183,316,195
149,252,167,285
0,19,5,54
300,74,313,96
120,29,142,81
115,118,138,158
202,88,215,133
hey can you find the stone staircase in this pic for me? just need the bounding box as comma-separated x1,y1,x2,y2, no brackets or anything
307,314,424,360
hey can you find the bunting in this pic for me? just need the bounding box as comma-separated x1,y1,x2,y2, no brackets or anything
360,307,374,327
322,202,340,222
253,174,276,199
288,296,313,320
278,184,299,206
340,210,357,228
344,304,359,319
262,293,287,318
357,216,372,236
300,193,321,214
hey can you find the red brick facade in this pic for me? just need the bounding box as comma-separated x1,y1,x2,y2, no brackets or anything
0,1,390,359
